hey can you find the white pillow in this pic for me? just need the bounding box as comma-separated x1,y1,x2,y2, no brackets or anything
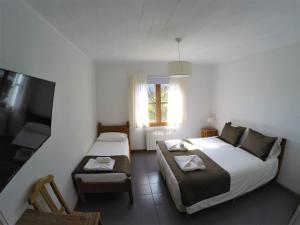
97,132,127,142
268,138,282,159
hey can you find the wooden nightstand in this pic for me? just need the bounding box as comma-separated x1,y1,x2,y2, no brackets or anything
201,128,218,137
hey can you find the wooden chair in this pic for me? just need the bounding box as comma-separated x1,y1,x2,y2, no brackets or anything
28,175,101,224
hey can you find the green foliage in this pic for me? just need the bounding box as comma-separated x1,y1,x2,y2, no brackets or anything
147,84,169,123
161,103,168,122
148,103,156,122
147,84,156,103
161,84,168,102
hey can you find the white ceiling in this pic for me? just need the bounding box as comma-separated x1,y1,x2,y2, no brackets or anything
25,0,300,63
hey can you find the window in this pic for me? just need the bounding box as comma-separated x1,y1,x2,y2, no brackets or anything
148,84,169,126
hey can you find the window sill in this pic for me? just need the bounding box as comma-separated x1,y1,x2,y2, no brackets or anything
149,123,168,127
145,125,177,130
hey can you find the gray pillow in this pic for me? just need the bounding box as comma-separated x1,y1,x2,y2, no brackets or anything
24,122,51,135
12,129,49,149
218,122,246,146
241,129,277,161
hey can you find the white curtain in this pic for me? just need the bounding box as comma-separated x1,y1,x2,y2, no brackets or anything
129,73,149,128
167,78,186,127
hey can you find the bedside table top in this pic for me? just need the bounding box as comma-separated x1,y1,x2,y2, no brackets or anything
201,127,218,131
201,128,219,137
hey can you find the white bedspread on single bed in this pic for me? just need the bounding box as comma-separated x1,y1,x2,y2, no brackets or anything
157,137,278,214
75,139,130,183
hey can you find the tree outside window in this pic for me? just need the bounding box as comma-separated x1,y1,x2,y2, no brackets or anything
148,84,168,126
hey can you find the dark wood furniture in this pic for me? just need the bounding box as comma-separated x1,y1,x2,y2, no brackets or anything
97,121,131,150
16,209,100,225
276,138,287,178
27,175,101,224
201,128,219,137
73,122,133,203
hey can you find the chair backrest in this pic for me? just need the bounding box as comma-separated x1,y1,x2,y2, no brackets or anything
28,175,71,214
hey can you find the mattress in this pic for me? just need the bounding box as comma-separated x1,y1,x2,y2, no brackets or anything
75,139,130,183
157,137,278,214
87,139,130,157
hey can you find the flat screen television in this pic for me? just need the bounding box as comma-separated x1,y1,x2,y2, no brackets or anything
0,68,55,192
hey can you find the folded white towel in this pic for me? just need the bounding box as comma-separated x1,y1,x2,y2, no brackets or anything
165,140,186,151
165,140,199,151
181,142,200,151
174,155,206,172
83,158,115,171
96,156,113,164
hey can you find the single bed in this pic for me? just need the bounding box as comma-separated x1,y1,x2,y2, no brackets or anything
75,140,130,183
157,136,286,214
73,122,133,202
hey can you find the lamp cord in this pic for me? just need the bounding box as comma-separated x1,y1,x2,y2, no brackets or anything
177,41,181,62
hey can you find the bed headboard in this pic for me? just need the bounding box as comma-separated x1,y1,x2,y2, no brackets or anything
277,138,287,175
97,121,130,148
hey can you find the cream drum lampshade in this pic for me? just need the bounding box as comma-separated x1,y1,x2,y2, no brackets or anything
168,38,192,77
167,61,192,77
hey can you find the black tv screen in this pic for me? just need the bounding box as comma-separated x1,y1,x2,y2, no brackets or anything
0,68,55,192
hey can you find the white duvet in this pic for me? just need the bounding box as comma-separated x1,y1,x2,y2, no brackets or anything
157,137,278,214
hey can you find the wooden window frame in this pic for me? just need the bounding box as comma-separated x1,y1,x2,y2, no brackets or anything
149,84,168,127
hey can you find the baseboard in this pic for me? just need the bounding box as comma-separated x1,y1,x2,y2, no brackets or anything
131,149,156,153
277,182,300,225
276,181,300,199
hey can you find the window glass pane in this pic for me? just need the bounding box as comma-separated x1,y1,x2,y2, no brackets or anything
147,84,156,103
161,84,168,102
161,103,168,122
148,103,156,123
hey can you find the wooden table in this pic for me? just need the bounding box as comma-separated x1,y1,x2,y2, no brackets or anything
201,128,218,137
16,209,100,225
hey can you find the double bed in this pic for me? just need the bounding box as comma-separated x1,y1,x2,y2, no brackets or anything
73,122,132,202
157,135,286,214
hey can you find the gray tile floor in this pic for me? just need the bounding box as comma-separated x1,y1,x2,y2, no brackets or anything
76,152,299,225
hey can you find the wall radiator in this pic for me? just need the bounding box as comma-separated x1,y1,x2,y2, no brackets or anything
146,128,175,150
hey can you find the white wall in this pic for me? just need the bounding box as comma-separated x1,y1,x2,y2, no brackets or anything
0,0,97,224
96,62,214,150
0,0,3,63
1,1,299,223
213,42,300,194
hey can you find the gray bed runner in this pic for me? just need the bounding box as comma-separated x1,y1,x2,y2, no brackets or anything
158,141,230,206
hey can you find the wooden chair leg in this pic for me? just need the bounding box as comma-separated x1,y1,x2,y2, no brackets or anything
129,189,133,204
127,177,133,204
